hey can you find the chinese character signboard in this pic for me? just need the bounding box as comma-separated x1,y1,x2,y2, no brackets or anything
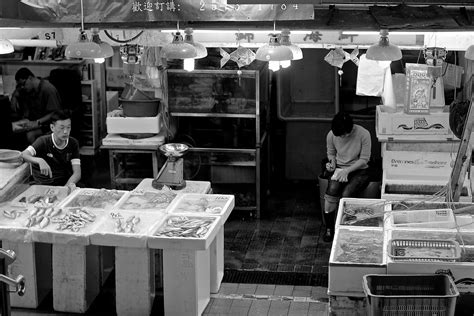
12,0,314,23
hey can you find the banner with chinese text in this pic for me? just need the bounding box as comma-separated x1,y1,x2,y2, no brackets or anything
11,0,313,22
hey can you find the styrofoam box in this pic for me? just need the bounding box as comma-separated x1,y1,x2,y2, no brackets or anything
147,214,220,250
106,114,161,134
381,148,472,202
59,188,127,211
90,210,167,248
376,105,452,136
336,198,388,228
114,190,178,213
134,178,211,195
10,185,70,208
30,208,106,246
167,193,235,225
329,227,387,295
0,205,33,242
386,208,456,229
385,230,474,294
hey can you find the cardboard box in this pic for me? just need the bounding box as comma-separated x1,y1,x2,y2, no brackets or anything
106,114,161,134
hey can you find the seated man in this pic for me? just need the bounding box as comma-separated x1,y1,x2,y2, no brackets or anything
21,109,81,192
11,67,62,144
322,112,371,242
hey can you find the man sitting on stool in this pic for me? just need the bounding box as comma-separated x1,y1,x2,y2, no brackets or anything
323,112,371,242
21,109,81,193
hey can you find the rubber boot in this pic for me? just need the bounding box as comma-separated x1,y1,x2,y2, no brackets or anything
323,194,339,242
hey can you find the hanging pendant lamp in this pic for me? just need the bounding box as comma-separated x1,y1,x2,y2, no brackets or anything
65,0,102,59
182,28,207,72
256,33,293,63
91,28,114,63
161,22,197,60
184,28,207,59
0,39,14,54
366,29,402,62
466,44,474,61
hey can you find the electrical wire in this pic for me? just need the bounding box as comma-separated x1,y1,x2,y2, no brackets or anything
103,30,144,43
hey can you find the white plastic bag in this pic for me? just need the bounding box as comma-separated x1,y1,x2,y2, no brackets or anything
356,54,386,97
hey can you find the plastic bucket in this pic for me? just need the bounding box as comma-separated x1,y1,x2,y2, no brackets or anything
120,98,160,117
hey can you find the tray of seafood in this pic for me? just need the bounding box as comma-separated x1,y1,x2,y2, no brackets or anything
0,204,33,242
60,188,126,210
115,189,177,212
337,198,387,228
168,194,235,223
388,239,461,262
148,215,220,250
10,185,70,208
330,228,385,265
389,228,474,246
90,210,166,248
30,207,105,245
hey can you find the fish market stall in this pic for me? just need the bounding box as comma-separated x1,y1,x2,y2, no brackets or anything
148,193,234,316
0,185,69,309
0,180,233,316
47,188,126,313
329,198,474,315
109,179,214,316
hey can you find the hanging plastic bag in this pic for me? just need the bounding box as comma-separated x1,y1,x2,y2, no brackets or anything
356,54,386,96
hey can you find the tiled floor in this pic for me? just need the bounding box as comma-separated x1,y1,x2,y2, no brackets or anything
9,152,331,315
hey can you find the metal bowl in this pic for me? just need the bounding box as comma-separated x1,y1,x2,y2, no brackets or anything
159,143,189,157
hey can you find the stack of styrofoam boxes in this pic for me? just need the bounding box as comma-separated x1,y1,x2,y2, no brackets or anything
385,201,474,303
328,198,390,315
380,142,472,203
376,105,453,142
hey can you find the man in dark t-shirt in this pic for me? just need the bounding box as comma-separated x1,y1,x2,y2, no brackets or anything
21,110,81,191
11,67,62,143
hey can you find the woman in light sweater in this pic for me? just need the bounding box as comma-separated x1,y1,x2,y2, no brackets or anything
323,112,371,242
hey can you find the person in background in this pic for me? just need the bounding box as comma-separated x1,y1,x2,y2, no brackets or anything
21,109,81,192
322,112,371,242
11,67,62,143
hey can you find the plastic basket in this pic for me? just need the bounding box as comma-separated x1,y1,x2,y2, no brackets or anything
388,239,461,262
363,274,459,316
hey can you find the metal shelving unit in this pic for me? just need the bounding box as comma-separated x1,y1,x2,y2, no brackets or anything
79,80,99,155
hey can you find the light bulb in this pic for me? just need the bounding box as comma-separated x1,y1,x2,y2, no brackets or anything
280,60,291,68
268,61,280,71
183,58,195,72
94,58,105,63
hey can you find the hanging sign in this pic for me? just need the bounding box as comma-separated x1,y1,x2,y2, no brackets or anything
13,0,314,23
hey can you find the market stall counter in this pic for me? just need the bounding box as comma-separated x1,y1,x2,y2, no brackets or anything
0,179,232,316
329,197,474,315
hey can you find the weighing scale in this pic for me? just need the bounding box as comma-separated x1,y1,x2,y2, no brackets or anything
152,143,189,190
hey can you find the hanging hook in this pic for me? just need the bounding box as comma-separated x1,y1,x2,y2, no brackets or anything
273,21,276,33
177,21,180,32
